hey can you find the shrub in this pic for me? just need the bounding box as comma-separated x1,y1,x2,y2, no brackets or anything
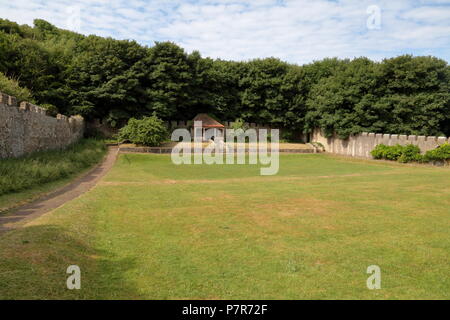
0,72,34,103
386,145,407,161
371,144,404,161
398,144,423,163
371,144,423,163
424,143,450,162
118,115,168,147
371,144,390,160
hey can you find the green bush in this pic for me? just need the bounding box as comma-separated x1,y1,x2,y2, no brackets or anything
424,143,450,162
371,144,404,161
386,145,407,161
118,115,168,147
0,139,106,195
371,144,390,160
0,72,34,103
398,144,423,163
371,144,423,163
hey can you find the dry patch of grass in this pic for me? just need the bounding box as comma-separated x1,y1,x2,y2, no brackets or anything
256,198,342,217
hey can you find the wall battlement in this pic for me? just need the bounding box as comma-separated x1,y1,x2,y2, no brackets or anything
312,129,450,158
0,91,85,159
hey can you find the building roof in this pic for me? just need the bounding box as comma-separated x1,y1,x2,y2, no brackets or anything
193,114,225,128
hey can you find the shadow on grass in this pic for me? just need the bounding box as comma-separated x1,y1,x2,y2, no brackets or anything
0,224,143,300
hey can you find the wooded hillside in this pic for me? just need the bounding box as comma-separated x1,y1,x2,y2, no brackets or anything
1,18,449,138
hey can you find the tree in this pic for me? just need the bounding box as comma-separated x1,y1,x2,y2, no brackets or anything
305,56,450,138
130,42,192,120
376,55,450,136
118,115,168,146
306,58,379,138
66,35,147,121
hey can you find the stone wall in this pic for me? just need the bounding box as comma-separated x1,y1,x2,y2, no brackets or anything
0,92,85,159
312,129,450,158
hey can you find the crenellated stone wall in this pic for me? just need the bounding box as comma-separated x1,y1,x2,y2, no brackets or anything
0,92,85,159
312,129,450,158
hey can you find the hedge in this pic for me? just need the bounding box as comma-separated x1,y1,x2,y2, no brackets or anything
372,143,450,164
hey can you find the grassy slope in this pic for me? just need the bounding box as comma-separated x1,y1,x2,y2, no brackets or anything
0,139,106,213
0,154,449,299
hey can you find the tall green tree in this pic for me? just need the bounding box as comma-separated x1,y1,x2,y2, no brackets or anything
66,35,147,122
132,41,193,120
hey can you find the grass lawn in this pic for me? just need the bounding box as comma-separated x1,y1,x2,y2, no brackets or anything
0,153,449,299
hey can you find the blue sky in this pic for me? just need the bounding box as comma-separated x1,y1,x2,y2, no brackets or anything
1,0,449,64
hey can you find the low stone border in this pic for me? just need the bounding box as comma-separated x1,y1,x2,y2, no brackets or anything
119,147,317,154
120,147,173,154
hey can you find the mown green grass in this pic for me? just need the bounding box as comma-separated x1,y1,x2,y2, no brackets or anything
0,154,449,299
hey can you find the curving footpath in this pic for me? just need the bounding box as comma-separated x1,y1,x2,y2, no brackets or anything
0,146,119,235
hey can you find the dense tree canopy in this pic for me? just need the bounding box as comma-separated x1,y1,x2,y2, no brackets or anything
0,18,449,138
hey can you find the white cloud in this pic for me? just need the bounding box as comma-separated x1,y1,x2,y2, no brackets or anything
402,5,450,23
0,0,449,63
